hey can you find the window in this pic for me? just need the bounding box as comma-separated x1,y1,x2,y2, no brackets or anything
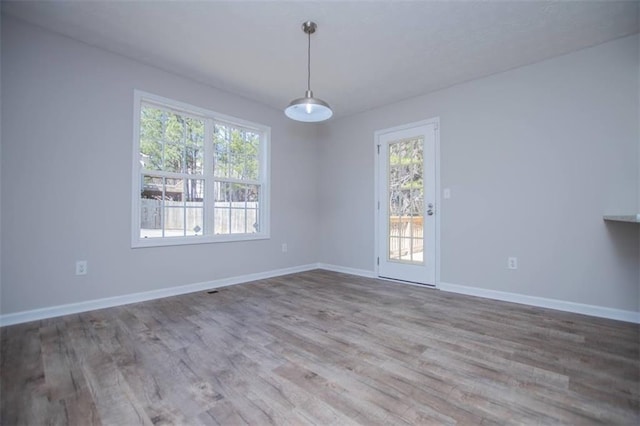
132,91,269,247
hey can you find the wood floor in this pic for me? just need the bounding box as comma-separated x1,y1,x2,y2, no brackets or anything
1,270,638,425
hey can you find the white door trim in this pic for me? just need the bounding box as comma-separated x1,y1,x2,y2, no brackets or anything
374,118,441,287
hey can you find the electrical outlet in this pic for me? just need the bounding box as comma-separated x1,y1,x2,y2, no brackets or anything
76,260,88,275
507,257,518,270
443,188,451,199
282,243,288,253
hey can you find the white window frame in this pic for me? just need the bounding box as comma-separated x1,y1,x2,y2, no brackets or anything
131,90,270,248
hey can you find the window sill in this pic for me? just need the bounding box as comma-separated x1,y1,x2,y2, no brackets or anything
132,233,270,248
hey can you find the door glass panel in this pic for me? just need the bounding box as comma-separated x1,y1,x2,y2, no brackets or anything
388,137,424,264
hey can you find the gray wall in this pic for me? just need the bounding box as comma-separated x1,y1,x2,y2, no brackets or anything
1,17,320,314
318,35,640,311
2,17,638,316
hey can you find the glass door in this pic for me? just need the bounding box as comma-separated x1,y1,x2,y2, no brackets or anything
377,121,437,285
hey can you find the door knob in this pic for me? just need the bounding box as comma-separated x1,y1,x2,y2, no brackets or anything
427,209,434,216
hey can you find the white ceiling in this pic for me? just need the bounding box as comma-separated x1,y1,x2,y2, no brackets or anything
3,1,639,119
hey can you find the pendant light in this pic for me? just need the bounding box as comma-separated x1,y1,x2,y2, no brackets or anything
285,21,333,122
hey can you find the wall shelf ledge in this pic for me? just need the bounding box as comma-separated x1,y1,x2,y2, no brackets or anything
603,214,640,223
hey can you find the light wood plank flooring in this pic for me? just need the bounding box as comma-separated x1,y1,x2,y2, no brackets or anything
1,270,638,425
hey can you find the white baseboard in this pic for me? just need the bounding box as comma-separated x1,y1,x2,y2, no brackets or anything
3,265,637,326
314,266,640,323
316,263,376,278
0,264,318,327
438,281,640,324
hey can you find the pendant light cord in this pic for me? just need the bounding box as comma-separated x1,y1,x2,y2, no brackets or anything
307,30,312,91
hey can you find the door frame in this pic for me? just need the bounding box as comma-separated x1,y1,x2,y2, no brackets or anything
374,118,441,287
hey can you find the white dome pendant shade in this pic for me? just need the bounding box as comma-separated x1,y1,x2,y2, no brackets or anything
285,21,333,123
285,90,333,122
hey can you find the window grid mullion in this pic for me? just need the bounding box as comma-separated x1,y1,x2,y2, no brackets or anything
181,120,187,237
161,111,167,172
245,183,249,234
140,169,200,180
213,177,261,186
182,179,187,237
228,195,232,235
226,125,232,180
161,177,166,238
204,118,215,236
